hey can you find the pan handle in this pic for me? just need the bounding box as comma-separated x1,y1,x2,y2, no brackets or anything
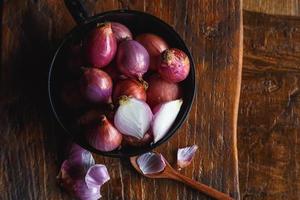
64,0,89,24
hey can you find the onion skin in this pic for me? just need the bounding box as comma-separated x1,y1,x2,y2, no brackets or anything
158,48,190,83
61,82,86,108
84,23,117,68
136,33,168,71
177,145,198,169
62,143,95,179
113,79,147,104
146,74,182,108
137,152,166,175
122,132,153,147
86,115,122,152
111,22,132,43
80,68,113,104
58,144,110,199
116,40,150,78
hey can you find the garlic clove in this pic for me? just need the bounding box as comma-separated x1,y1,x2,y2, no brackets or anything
177,145,198,169
152,99,183,143
137,152,166,175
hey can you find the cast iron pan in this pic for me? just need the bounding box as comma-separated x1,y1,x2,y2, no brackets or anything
48,0,196,157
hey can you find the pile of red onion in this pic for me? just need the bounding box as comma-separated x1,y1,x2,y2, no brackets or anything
62,22,190,152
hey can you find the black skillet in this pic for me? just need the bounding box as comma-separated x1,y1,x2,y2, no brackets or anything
48,0,196,157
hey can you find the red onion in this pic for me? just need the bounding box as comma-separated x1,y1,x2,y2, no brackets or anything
116,40,150,78
158,48,190,83
122,132,153,147
86,115,122,152
61,82,85,108
80,68,113,104
112,79,147,104
146,74,182,108
136,33,168,71
84,23,117,68
111,22,132,43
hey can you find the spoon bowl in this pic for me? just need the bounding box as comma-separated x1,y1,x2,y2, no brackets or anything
130,154,176,179
130,153,234,200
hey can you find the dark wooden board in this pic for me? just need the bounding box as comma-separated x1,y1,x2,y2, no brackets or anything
0,0,242,199
238,11,300,200
243,0,300,16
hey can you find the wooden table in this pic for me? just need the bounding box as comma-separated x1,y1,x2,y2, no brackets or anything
238,11,300,200
1,0,242,199
241,1,300,200
243,0,300,16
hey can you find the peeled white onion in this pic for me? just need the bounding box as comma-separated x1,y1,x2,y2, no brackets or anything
114,97,153,139
151,99,183,143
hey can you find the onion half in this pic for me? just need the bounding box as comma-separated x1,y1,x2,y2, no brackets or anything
114,97,153,139
151,99,183,143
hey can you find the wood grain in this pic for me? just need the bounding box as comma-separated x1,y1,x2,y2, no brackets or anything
0,0,242,199
243,0,300,16
239,11,300,200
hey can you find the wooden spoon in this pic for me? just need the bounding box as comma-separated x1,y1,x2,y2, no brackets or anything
130,154,233,200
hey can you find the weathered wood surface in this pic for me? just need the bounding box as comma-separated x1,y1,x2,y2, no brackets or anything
243,0,300,16
0,0,242,199
239,11,300,200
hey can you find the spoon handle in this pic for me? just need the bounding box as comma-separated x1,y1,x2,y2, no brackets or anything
170,171,233,200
